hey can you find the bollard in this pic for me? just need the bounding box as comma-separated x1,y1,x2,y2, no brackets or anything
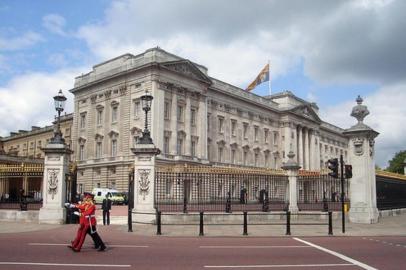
199,212,204,236
243,211,248,235
183,197,187,213
328,211,333,235
156,211,162,235
128,208,133,232
286,211,291,235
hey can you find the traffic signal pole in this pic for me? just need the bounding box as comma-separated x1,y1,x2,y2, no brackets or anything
340,154,345,234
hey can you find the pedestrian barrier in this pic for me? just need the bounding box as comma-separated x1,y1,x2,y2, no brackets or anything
131,210,333,236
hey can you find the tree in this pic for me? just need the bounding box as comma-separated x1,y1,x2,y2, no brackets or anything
386,150,406,174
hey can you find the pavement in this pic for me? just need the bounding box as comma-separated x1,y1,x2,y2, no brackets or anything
1,210,405,237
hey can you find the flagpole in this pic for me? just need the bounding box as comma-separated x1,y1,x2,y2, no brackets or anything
268,59,271,96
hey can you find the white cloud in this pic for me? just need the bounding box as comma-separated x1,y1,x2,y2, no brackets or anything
321,84,406,168
0,68,84,137
42,14,67,36
0,31,43,51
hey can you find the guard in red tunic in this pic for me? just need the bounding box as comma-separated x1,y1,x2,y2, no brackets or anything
67,194,106,252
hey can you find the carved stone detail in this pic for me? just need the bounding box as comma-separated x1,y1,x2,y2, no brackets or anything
369,139,375,157
47,169,59,199
138,169,151,200
352,137,364,156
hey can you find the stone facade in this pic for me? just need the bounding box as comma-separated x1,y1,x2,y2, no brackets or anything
0,48,349,193
0,114,73,159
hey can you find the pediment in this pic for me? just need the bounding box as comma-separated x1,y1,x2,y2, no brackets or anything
290,104,321,123
161,60,212,85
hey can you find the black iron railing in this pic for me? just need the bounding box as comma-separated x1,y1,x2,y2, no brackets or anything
297,172,350,211
155,169,289,212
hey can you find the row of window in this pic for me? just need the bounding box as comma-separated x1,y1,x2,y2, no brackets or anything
212,116,278,143
163,101,197,125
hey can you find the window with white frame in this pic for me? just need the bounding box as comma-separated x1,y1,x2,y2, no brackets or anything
218,146,223,162
133,100,140,118
177,137,184,155
96,109,103,126
111,139,117,157
265,152,269,167
231,120,236,136
112,106,118,122
164,101,170,120
254,152,259,166
218,117,224,134
254,126,259,142
191,140,196,157
80,113,86,129
264,129,269,143
191,108,196,126
273,132,278,145
243,150,248,165
79,145,85,160
164,136,170,154
231,149,236,164
243,123,248,139
207,114,211,132
95,142,102,158
177,105,184,122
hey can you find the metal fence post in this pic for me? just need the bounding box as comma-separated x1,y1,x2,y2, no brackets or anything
286,211,291,235
243,211,248,235
156,210,162,235
328,211,333,235
199,212,204,236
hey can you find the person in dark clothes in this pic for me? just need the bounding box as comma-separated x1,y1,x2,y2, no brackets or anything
102,193,112,225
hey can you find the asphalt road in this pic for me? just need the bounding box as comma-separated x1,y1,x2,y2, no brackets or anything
0,225,405,270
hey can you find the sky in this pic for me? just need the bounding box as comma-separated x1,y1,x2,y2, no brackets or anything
0,0,405,168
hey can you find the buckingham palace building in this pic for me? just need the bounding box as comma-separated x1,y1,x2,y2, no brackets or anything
1,47,349,193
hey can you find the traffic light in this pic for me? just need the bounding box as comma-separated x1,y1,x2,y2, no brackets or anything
327,158,339,178
345,164,353,179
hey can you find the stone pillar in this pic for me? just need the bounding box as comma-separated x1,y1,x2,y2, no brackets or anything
131,144,160,223
39,143,72,224
281,151,301,213
283,123,291,163
170,92,178,155
184,93,191,156
198,94,208,161
309,130,315,170
343,96,379,224
298,127,303,168
304,128,309,170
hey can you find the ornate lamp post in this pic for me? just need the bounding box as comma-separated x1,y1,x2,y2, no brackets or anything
138,90,154,144
51,89,67,144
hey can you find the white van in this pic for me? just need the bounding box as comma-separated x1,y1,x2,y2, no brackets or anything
92,188,124,205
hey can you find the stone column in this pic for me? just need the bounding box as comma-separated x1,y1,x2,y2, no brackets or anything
283,123,291,163
304,128,309,170
309,130,316,170
39,143,72,224
314,132,321,170
281,151,301,213
343,96,379,224
198,94,208,161
184,93,191,156
131,144,160,223
170,91,178,155
298,127,303,168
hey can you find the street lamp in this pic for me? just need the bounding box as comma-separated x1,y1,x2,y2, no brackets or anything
138,90,154,144
51,89,67,144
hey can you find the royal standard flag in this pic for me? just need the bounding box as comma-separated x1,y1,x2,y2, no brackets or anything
245,64,269,91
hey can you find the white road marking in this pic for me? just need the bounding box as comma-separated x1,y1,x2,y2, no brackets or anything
204,263,353,268
294,237,378,270
200,245,310,249
0,262,130,267
28,243,148,248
